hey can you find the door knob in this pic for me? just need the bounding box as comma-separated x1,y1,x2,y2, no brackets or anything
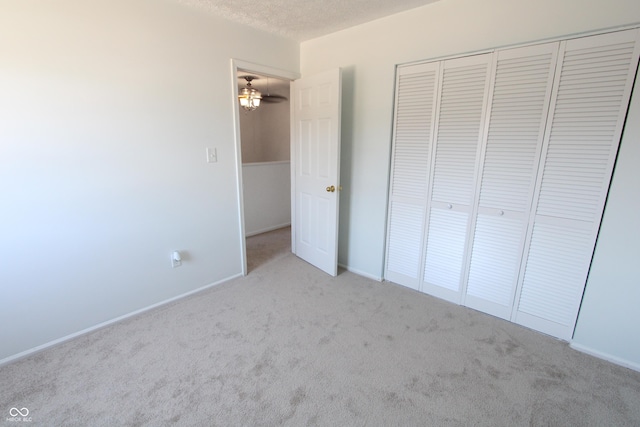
326,185,335,192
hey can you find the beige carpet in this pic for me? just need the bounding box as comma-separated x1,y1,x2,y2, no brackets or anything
2,226,640,426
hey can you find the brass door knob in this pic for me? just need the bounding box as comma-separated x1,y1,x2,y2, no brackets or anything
326,185,335,192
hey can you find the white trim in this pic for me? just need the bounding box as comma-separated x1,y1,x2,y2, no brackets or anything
243,160,291,167
570,342,640,373
231,59,300,277
233,60,300,81
245,223,291,237
231,59,248,276
0,273,243,367
290,79,297,255
339,263,383,282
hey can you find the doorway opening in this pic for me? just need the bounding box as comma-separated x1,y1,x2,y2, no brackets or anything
232,61,299,274
239,71,291,273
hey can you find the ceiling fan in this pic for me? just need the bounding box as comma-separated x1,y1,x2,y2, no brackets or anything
238,75,288,105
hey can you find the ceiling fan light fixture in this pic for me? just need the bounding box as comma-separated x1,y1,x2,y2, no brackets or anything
238,77,262,111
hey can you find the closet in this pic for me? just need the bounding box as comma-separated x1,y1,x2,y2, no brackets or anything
385,28,640,340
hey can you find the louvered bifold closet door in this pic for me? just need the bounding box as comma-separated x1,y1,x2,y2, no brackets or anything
385,62,440,290
514,29,640,340
463,43,559,320
422,54,492,303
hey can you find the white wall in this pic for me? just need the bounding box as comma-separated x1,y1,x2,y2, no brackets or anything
242,162,291,236
0,0,298,362
300,0,640,365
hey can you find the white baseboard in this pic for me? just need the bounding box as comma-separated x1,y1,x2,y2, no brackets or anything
0,273,242,367
245,223,291,237
338,263,383,282
570,342,640,373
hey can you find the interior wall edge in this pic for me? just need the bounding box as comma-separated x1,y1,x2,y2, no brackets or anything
570,342,640,373
338,263,383,282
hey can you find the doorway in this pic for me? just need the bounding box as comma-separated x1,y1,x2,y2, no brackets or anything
231,61,300,274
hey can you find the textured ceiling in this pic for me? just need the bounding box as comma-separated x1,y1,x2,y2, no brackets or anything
176,0,442,41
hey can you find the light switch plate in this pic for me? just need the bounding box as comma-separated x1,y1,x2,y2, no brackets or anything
206,147,217,163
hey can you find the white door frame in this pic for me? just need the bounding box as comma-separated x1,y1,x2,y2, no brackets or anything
230,59,300,275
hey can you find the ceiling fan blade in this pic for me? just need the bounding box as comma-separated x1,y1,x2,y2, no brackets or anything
261,94,288,103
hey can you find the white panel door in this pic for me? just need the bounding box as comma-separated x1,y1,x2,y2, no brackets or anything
463,43,558,320
514,29,640,339
385,62,440,290
291,68,342,276
422,54,493,303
